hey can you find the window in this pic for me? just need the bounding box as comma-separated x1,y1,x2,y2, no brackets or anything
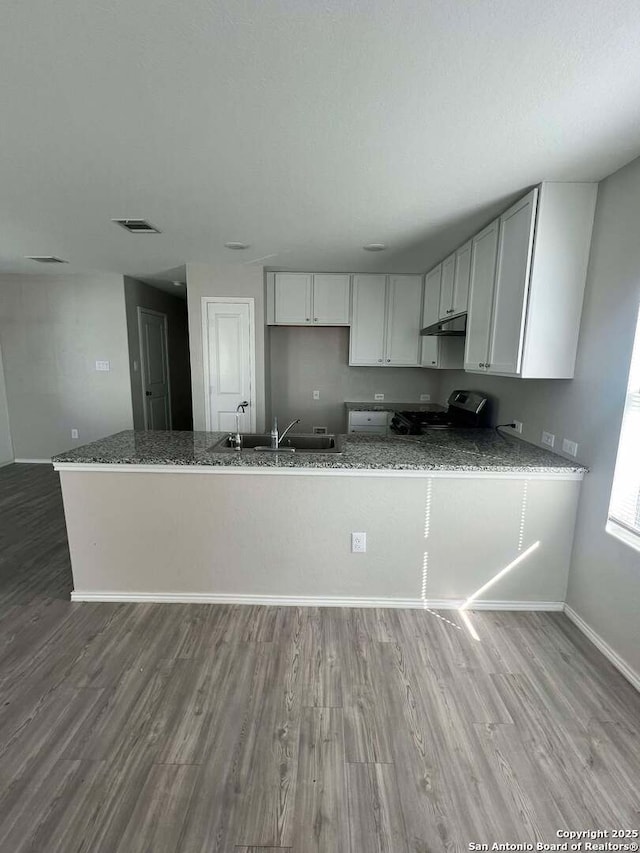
607,306,640,551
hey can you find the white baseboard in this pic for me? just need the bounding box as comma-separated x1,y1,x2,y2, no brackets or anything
564,604,640,692
70,590,564,611
14,458,52,464
0,459,14,468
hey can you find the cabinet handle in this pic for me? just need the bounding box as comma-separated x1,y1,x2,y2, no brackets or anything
314,318,318,322
479,362,484,368
486,363,490,368
386,359,391,363
377,358,383,363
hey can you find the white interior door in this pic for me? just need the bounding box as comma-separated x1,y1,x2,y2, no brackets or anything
138,308,171,431
202,298,256,432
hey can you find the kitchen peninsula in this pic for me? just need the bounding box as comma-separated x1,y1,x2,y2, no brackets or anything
53,430,586,610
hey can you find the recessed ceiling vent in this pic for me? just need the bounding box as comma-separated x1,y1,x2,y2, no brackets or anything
25,256,69,263
112,219,161,234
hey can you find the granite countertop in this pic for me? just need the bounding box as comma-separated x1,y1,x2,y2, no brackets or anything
345,401,445,413
52,429,588,474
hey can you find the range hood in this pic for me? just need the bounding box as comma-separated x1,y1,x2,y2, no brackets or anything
420,313,466,336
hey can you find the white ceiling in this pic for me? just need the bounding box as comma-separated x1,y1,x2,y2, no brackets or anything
1,0,640,280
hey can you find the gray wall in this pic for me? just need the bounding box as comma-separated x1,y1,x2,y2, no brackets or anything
60,468,579,605
269,326,440,433
186,262,266,432
440,158,640,678
0,273,133,459
124,278,193,431
0,343,13,464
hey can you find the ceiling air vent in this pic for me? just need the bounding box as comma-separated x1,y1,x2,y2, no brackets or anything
25,256,69,263
112,219,162,234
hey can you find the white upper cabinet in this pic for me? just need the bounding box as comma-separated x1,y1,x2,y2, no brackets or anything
273,272,350,325
452,240,471,316
421,265,464,369
349,275,387,365
350,274,422,366
487,191,537,375
274,273,312,324
438,254,456,320
464,219,499,372
386,276,423,365
309,274,350,324
464,182,597,379
422,264,441,329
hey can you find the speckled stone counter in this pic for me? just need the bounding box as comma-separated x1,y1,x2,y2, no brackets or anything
53,429,587,475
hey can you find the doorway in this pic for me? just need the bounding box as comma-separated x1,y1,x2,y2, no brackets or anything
138,307,172,430
202,297,256,432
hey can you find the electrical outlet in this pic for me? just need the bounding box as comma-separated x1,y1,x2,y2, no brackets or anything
71,428,79,439
512,421,523,434
420,394,431,402
313,426,327,434
95,360,110,372
562,438,578,457
312,390,320,400
351,532,367,553
541,430,555,448
374,393,384,401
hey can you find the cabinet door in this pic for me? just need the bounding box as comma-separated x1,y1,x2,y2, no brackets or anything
349,275,387,365
487,189,537,375
422,265,441,329
386,275,423,366
464,219,499,372
274,273,312,324
438,254,456,319
452,240,471,315
421,335,439,368
312,274,351,325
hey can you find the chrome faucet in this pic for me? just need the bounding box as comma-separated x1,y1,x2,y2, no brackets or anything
233,401,249,450
271,416,301,449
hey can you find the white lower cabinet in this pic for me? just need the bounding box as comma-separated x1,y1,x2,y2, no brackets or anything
347,410,389,435
349,274,422,366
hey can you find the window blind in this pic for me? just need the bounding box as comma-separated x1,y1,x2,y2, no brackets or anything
608,309,640,542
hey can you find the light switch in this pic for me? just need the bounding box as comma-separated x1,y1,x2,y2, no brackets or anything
313,390,320,400
95,360,110,372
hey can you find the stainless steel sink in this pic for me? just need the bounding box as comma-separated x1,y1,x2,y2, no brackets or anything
210,433,344,454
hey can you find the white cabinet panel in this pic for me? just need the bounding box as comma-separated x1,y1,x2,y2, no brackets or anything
312,274,350,325
487,190,537,375
349,275,387,365
422,265,441,329
452,240,471,316
386,275,423,365
421,334,439,367
464,220,499,373
438,254,456,320
274,273,312,324
348,410,389,434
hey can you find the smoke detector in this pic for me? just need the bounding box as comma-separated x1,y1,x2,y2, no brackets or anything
112,219,162,234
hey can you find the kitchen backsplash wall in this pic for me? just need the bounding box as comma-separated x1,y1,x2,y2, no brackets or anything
268,326,439,434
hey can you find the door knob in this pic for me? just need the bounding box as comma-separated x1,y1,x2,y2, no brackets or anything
145,391,152,396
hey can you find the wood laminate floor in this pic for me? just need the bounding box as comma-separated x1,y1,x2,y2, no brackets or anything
0,462,638,852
